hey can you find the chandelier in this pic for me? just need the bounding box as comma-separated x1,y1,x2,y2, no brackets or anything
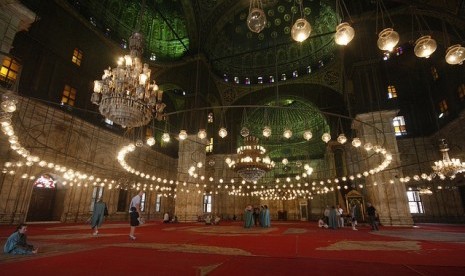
91,32,165,128
431,139,465,179
228,136,275,183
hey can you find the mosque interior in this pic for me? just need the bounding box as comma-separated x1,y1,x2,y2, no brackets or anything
1,0,465,226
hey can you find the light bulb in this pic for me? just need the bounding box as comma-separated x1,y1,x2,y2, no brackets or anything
263,126,271,138
377,28,399,51
218,127,228,138
247,8,267,33
291,18,312,42
178,130,187,140
322,133,331,143
197,129,207,139
335,22,355,45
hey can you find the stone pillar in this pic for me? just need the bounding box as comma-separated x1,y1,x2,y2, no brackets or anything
175,135,208,221
354,110,413,226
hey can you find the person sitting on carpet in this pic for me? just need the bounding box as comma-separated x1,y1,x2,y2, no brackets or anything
163,212,170,223
205,215,212,225
318,217,329,229
213,215,221,225
3,223,38,255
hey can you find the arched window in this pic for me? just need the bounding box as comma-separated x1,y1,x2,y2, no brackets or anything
33,174,55,189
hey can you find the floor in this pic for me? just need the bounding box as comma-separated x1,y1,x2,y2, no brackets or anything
1,221,465,275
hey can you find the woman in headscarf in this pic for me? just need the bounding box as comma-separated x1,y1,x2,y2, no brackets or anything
90,198,107,235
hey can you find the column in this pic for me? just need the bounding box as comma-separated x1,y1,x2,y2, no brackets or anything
354,110,413,226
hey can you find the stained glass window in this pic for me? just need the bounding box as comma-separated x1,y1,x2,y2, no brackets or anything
33,175,55,188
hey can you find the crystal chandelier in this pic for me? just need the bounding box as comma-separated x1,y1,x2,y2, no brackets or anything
431,139,465,179
91,31,165,128
229,136,275,182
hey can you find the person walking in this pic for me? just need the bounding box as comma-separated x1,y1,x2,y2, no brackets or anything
90,197,107,236
129,191,144,240
366,202,379,231
3,223,38,255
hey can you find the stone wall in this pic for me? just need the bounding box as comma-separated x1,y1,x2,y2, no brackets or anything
0,98,177,224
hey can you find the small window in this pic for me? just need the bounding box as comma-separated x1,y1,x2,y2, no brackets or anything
387,85,397,99
431,66,439,81
155,194,162,212
71,48,83,66
61,85,77,106
269,76,274,83
90,186,104,211
203,194,212,213
458,84,465,101
393,116,407,136
293,70,298,78
0,57,20,88
281,73,287,81
245,77,250,85
206,137,214,153
407,191,424,214
438,99,448,118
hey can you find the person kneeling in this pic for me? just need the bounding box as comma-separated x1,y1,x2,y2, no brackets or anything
318,217,329,229
3,223,38,255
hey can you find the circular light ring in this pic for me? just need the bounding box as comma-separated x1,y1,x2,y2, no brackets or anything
183,140,393,190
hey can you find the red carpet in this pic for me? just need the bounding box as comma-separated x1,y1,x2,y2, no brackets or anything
1,221,465,275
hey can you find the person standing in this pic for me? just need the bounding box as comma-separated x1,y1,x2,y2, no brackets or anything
129,191,144,240
350,204,358,231
253,207,260,226
366,202,379,231
262,205,271,228
336,205,344,228
323,205,330,224
90,198,107,235
244,205,254,228
328,206,338,229
3,223,38,255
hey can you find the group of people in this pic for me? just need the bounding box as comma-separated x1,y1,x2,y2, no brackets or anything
89,191,144,240
319,205,345,229
244,205,270,228
318,203,379,231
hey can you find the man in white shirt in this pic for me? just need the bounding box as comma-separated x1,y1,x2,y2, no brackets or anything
337,205,344,228
129,191,144,240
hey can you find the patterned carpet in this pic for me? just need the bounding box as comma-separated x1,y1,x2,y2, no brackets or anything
1,221,465,275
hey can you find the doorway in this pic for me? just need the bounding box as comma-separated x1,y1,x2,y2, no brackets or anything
26,174,63,222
